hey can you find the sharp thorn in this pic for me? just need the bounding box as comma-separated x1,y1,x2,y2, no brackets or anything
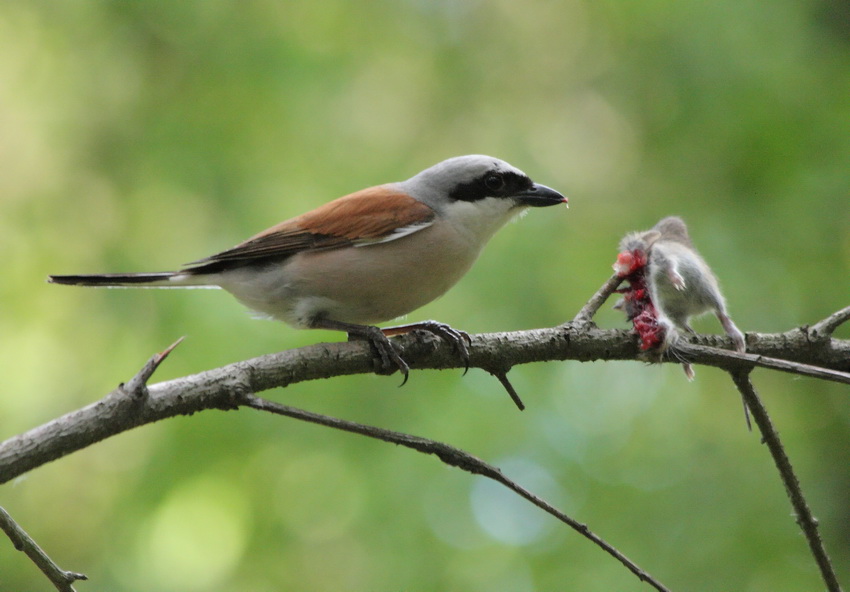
493,371,525,411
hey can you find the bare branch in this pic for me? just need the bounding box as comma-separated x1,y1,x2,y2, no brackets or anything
572,272,624,323
729,371,843,592
242,394,671,592
0,340,243,485
0,505,87,592
1,320,848,486
0,303,847,590
810,305,850,339
674,342,850,385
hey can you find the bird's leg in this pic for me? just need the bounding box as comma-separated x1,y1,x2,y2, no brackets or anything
381,320,472,374
310,317,410,383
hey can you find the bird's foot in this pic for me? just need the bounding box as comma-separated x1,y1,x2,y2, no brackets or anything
310,317,410,383
343,326,410,384
383,320,472,374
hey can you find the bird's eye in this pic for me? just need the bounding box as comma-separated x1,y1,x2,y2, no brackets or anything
484,174,505,192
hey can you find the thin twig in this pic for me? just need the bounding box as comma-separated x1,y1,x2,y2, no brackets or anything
242,393,671,592
0,338,242,486
729,371,843,592
675,342,850,385
810,305,850,339
490,371,525,410
0,505,87,592
572,273,624,323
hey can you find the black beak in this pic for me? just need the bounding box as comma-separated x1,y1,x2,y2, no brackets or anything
513,183,568,207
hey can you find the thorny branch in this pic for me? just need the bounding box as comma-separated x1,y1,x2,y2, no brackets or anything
0,276,847,591
3,313,847,487
730,371,843,592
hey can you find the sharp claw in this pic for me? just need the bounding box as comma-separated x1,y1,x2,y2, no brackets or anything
397,369,409,387
458,342,471,375
377,338,409,385
351,328,410,384
415,321,471,374
375,320,472,379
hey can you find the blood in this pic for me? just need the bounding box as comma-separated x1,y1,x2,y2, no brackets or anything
614,248,665,351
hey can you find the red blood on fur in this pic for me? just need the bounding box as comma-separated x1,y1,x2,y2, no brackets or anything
614,248,666,350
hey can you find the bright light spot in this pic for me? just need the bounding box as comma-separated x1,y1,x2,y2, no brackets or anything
470,457,565,546
275,452,365,542
423,469,486,549
139,476,249,591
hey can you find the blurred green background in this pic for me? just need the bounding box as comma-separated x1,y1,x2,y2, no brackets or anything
2,1,849,590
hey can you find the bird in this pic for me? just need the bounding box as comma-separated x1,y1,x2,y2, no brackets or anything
50,155,568,381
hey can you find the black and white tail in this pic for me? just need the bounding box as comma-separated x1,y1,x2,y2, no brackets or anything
47,272,213,288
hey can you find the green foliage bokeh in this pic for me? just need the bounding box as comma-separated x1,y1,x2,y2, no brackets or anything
1,1,849,590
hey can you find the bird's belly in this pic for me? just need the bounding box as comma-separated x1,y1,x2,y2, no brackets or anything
218,224,481,327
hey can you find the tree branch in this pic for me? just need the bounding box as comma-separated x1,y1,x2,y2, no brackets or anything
729,371,844,592
0,505,87,592
1,317,848,486
243,394,671,591
673,341,850,385
1,298,847,591
572,272,624,323
810,305,850,339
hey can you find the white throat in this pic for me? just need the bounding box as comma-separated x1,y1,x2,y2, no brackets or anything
442,197,523,243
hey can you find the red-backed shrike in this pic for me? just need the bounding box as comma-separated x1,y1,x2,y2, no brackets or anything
50,155,567,379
